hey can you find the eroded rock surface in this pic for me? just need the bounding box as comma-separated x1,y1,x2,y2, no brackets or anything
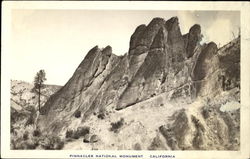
159,97,240,150
37,16,240,151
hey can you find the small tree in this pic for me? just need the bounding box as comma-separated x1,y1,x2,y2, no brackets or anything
34,70,46,113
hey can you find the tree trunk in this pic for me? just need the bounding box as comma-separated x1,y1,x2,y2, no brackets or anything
38,86,41,113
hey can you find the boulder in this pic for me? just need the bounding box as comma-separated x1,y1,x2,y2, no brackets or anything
90,135,99,143
83,134,91,143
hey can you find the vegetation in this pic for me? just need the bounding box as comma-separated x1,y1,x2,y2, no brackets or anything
33,129,41,137
65,129,74,138
33,70,47,113
74,110,81,118
148,136,166,150
133,143,142,150
65,126,90,140
97,113,105,119
11,125,64,150
40,135,64,150
97,109,106,119
110,118,124,133
77,126,90,136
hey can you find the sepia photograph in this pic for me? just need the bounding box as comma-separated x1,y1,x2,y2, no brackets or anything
1,1,250,159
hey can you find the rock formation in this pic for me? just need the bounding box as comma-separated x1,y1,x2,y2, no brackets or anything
36,16,240,150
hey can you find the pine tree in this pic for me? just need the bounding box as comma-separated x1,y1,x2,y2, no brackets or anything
34,70,46,113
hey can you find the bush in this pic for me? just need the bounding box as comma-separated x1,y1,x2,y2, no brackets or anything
33,129,41,137
65,129,74,138
76,126,90,137
97,113,105,119
54,139,64,150
202,107,214,119
13,137,39,150
11,125,64,150
148,136,166,150
65,126,90,140
24,140,37,149
133,143,142,150
74,110,81,118
110,118,124,133
40,135,64,150
23,131,29,140
72,131,80,139
16,141,36,150
25,116,35,126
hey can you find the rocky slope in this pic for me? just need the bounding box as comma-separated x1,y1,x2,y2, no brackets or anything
11,80,61,128
36,17,240,150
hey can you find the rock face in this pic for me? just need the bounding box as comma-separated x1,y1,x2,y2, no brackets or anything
37,16,240,151
184,24,202,58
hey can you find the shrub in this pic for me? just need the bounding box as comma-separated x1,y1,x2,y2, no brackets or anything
74,110,81,118
191,115,205,132
72,131,80,139
40,135,64,150
13,138,38,150
110,118,124,133
39,136,51,149
148,136,166,150
33,129,41,137
76,126,90,137
202,107,214,119
24,140,37,149
65,129,74,138
66,126,90,140
26,105,36,112
97,113,105,119
11,125,64,150
54,139,65,150
23,131,29,140
133,143,142,150
25,116,35,126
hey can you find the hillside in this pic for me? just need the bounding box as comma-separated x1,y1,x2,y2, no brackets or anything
10,80,61,142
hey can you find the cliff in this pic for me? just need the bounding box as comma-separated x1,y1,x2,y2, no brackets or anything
36,17,240,150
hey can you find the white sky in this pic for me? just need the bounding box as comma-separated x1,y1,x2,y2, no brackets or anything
10,10,240,85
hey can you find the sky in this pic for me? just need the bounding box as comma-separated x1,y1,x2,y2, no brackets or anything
10,10,240,85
